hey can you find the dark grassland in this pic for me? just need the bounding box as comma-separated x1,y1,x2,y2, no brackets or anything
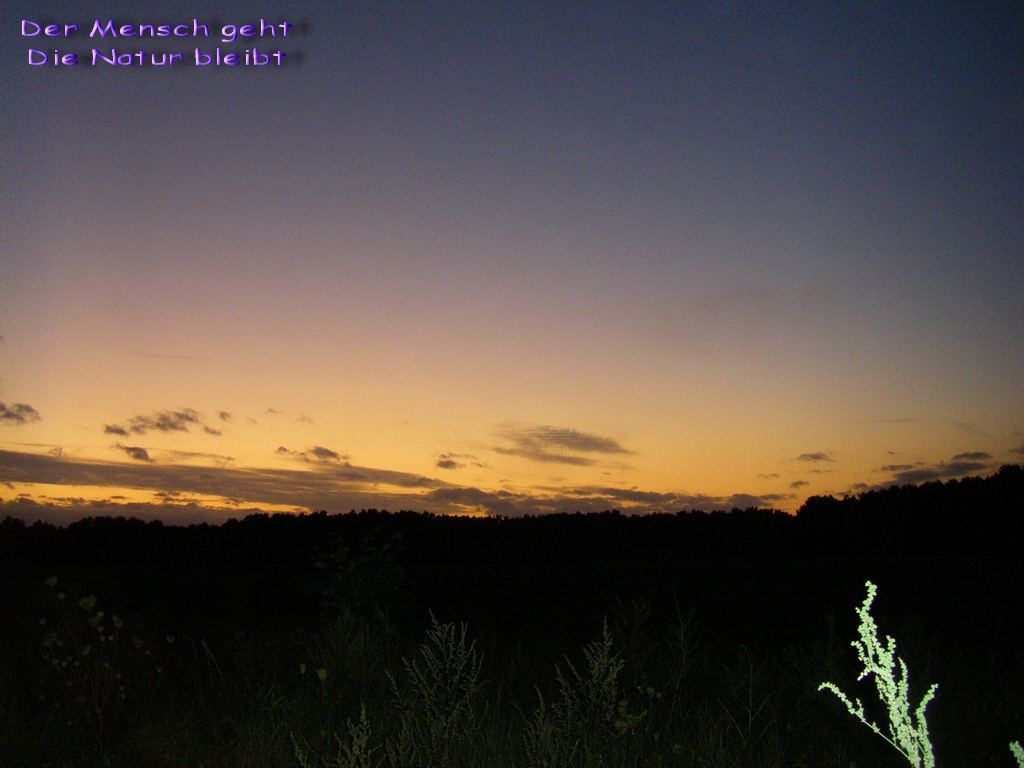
1,466,1022,767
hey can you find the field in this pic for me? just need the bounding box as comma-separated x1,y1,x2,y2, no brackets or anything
1,468,1022,767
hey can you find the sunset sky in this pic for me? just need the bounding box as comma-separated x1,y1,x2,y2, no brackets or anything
2,1,1022,525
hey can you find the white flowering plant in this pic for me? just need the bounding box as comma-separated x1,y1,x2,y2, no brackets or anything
819,581,937,768
821,581,1024,768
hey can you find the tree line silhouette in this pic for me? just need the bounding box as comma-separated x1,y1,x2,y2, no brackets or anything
2,464,1020,648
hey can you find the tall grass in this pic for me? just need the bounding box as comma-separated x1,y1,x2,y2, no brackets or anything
34,577,166,759
6,575,1021,767
522,618,634,767
384,613,484,767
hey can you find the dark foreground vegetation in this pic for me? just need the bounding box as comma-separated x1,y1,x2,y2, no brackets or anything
1,465,1022,767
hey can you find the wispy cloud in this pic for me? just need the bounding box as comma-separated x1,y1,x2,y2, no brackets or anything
309,446,345,463
790,480,808,489
103,408,237,438
796,452,832,463
276,445,349,464
879,463,918,472
426,484,793,517
848,418,917,425
114,443,153,462
952,421,995,439
495,425,632,466
881,455,994,485
164,450,235,466
0,448,792,524
106,408,215,436
126,351,212,362
951,451,991,461
689,285,776,314
0,495,259,528
1,402,41,426
0,448,449,515
131,408,202,433
434,452,483,471
427,486,523,516
850,454,1002,495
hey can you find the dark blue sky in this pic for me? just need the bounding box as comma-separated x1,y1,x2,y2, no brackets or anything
2,1,1022,523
